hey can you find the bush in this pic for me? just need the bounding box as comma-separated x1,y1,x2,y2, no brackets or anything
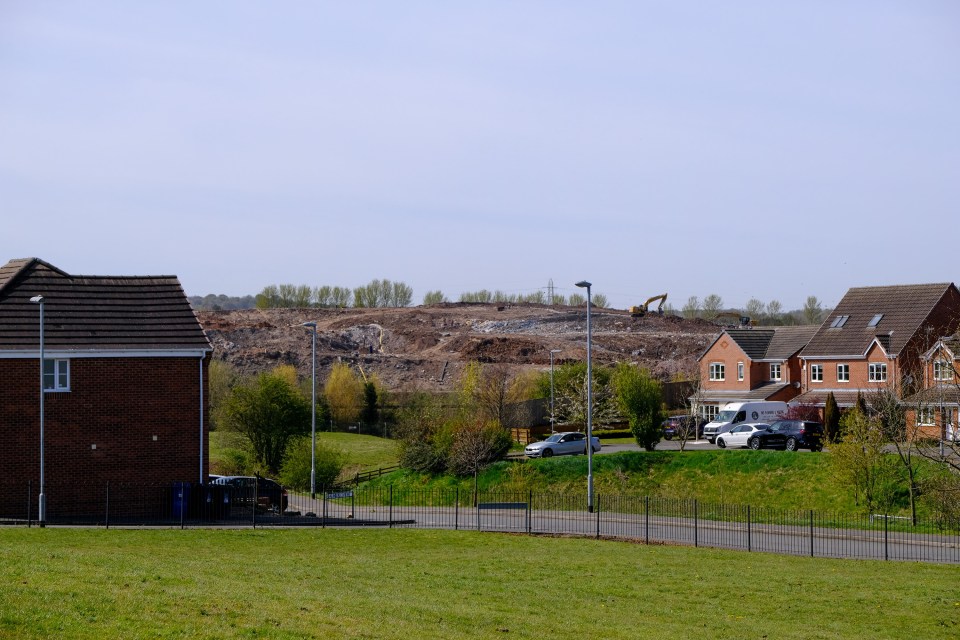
279,436,344,490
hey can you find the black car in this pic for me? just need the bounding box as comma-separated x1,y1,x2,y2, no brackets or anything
661,415,706,440
211,475,289,513
747,420,824,452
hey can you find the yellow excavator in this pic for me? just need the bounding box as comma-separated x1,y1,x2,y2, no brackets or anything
630,293,668,318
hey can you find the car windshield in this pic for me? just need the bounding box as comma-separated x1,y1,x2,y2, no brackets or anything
544,434,563,443
715,410,737,422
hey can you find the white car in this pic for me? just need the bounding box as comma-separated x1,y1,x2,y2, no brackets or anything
524,432,601,458
716,423,769,449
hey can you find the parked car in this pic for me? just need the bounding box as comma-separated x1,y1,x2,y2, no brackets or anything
661,415,706,440
703,401,788,443
716,423,769,449
210,475,289,513
747,420,825,452
524,432,601,458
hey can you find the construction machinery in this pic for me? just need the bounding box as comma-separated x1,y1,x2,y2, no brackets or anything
712,312,752,327
630,293,668,318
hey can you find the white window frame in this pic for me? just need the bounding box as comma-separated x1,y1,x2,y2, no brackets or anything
868,363,887,383
701,405,719,421
917,406,935,426
934,360,954,382
770,363,781,381
709,362,725,381
737,362,744,381
43,358,70,392
837,363,850,383
810,364,823,383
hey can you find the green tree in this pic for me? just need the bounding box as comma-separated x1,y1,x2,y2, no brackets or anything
681,296,700,319
208,359,239,431
255,285,280,309
745,298,765,324
823,391,841,443
613,363,664,451
702,294,723,319
568,293,586,306
324,362,363,426
803,296,823,324
394,393,454,473
551,362,618,428
766,300,783,325
448,420,513,502
591,293,608,308
279,436,344,491
221,367,311,474
423,290,447,305
831,408,899,513
361,381,379,428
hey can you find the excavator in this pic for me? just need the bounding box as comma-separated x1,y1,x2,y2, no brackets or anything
630,293,668,318
712,312,752,327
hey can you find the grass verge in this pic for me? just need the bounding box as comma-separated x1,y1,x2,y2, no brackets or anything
0,528,956,639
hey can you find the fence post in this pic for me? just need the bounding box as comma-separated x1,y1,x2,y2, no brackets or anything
351,491,355,520
694,499,699,548
596,494,601,539
527,490,532,534
27,481,32,528
180,484,185,530
809,510,814,557
455,487,459,531
645,495,649,545
747,505,751,552
884,514,889,561
322,485,328,528
389,485,394,529
105,482,110,530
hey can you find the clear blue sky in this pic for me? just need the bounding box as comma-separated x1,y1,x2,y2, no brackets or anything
2,1,957,310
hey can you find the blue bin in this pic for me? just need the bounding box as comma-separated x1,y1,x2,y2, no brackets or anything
173,482,191,518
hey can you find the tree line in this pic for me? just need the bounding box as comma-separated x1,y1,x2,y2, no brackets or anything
674,294,830,325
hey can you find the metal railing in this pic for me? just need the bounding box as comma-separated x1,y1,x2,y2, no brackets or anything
2,482,957,564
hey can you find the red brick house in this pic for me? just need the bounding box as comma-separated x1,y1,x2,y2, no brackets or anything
0,258,211,520
793,283,960,410
902,336,960,441
696,326,818,420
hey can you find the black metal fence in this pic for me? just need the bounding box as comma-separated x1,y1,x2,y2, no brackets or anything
2,482,957,564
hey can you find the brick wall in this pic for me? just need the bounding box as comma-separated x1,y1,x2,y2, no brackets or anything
0,355,209,519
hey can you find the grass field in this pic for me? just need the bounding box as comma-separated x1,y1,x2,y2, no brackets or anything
1,528,957,639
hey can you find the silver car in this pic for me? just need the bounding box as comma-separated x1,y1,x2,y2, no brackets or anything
524,432,601,458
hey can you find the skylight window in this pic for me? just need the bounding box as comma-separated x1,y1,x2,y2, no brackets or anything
868,314,883,328
830,315,850,329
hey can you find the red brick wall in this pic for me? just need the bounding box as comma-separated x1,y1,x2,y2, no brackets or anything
700,338,751,391
0,355,209,518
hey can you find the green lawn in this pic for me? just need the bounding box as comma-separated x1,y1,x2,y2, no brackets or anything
0,528,956,639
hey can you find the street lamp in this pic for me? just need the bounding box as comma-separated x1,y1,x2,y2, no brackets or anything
303,322,317,499
574,280,594,513
549,350,561,434
30,295,46,526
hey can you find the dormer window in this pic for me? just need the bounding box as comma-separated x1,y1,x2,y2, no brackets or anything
867,314,883,328
830,315,850,329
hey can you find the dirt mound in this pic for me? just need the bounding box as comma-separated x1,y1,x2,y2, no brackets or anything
198,304,720,391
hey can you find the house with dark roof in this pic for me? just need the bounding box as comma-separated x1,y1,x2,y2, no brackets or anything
696,325,819,419
0,258,211,521
793,283,960,410
902,336,960,442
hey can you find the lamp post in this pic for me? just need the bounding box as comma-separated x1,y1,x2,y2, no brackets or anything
549,349,561,434
30,295,46,526
574,281,594,513
303,322,317,499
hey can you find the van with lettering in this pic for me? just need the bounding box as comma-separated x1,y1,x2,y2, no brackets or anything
703,401,788,444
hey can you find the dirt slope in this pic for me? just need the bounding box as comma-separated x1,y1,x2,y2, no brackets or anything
198,304,721,390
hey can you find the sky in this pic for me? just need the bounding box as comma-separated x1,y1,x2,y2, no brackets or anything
2,1,958,311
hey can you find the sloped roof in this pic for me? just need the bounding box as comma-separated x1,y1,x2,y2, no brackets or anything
790,389,863,407
719,325,818,361
699,382,792,403
0,258,210,351
800,283,960,359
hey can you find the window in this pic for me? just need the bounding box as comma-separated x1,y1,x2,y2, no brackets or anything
43,359,70,392
868,363,887,382
770,364,781,381
709,362,725,381
701,405,719,421
811,364,823,382
917,406,935,426
934,360,954,381
837,364,850,382
867,314,884,328
830,315,850,329
737,362,744,381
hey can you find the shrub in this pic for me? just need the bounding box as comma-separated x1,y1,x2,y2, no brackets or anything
279,436,344,490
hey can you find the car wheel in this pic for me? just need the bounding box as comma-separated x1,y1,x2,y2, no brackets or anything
593,445,600,453
811,443,823,452
541,448,553,458
785,437,798,451
664,435,673,440
749,438,761,450
716,438,726,449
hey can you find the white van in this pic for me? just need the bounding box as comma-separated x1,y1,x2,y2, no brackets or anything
703,401,788,444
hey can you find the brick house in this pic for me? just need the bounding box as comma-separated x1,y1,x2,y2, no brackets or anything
792,283,960,411
696,326,818,420
902,336,960,441
0,258,211,520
